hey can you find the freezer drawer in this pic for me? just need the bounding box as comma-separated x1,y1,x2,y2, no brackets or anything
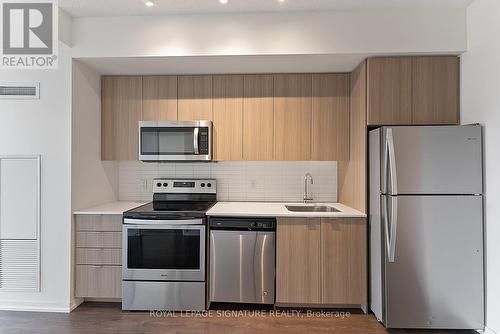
379,125,483,195
382,195,484,329
210,230,275,304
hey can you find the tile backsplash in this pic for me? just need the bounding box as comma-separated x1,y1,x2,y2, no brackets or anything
119,161,337,202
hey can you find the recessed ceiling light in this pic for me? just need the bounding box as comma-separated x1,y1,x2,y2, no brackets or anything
145,1,154,7
278,0,285,2
219,0,228,4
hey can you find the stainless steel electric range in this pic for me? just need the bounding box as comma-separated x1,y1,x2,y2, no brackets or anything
122,178,216,311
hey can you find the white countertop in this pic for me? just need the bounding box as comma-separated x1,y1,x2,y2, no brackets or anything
73,201,148,215
206,202,366,218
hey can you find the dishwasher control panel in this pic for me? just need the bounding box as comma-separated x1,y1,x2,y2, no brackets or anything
209,218,276,231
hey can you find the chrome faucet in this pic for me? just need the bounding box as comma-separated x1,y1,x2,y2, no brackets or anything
303,173,314,203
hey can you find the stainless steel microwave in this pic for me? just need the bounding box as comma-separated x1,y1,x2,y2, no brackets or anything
138,120,212,161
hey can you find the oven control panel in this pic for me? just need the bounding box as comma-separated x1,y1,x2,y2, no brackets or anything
153,178,216,194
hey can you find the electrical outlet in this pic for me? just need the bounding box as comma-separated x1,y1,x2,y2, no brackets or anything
250,179,257,189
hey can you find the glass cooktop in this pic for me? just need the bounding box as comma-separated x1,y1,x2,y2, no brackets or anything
123,201,216,219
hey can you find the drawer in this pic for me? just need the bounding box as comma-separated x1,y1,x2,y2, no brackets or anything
76,248,122,265
76,215,122,232
76,232,122,248
75,265,121,298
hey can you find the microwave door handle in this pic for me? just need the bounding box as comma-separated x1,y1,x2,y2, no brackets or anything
193,127,199,154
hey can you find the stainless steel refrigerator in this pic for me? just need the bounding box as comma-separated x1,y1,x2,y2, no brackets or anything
369,125,484,329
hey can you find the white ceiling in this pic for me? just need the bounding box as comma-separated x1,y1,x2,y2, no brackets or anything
76,54,368,75
60,0,474,17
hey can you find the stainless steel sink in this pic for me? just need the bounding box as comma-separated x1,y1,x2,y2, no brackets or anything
285,205,340,213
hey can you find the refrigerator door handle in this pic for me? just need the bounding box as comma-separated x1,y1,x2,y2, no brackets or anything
386,128,398,195
382,196,391,260
388,196,398,262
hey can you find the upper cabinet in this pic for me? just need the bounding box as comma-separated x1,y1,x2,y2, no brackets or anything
366,57,412,125
142,76,177,121
311,74,350,161
366,56,460,126
274,74,312,161
213,75,243,161
412,56,459,125
101,76,142,161
178,75,213,121
242,74,274,160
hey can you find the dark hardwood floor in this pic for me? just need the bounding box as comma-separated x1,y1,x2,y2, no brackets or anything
0,303,477,334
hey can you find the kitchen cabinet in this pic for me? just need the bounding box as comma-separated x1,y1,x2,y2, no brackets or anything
311,74,350,160
101,76,142,160
276,217,367,306
213,75,243,160
142,76,177,121
274,74,312,160
178,75,213,121
338,61,367,214
74,214,122,299
321,218,367,305
276,218,321,304
75,265,121,298
100,73,350,161
366,57,412,125
243,74,274,160
412,56,459,124
366,56,460,126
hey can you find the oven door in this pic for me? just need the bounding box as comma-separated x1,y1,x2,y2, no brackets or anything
122,219,205,281
139,121,212,161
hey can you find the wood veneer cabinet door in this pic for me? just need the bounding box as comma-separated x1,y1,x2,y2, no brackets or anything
101,76,142,160
276,218,321,304
213,75,243,160
274,74,312,160
243,74,274,160
178,75,213,121
367,57,412,125
338,61,367,214
142,76,177,121
412,56,459,125
311,73,349,160
75,265,121,298
321,218,367,305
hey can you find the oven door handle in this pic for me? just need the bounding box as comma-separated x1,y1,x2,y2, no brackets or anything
123,218,203,225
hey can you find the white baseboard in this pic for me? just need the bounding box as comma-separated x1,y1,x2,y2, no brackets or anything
0,300,72,313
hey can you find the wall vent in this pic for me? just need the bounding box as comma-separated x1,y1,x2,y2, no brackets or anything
0,83,40,99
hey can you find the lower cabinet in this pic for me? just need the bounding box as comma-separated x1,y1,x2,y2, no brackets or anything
276,217,367,306
75,265,121,298
276,218,321,304
74,214,122,299
321,218,367,305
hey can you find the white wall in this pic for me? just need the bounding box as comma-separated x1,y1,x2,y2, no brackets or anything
71,60,118,211
0,44,72,311
461,0,500,332
119,161,337,203
71,9,467,58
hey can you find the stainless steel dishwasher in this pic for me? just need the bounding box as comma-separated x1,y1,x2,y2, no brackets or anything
209,217,275,304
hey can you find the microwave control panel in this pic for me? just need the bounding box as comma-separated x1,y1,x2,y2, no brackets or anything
199,127,209,154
